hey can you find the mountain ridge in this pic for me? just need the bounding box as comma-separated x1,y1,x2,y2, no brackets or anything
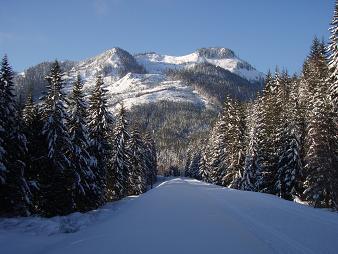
15,46,264,109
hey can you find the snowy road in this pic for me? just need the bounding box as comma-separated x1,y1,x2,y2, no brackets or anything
2,178,338,254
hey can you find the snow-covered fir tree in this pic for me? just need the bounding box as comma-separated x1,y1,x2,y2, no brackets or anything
327,0,338,208
302,39,337,208
88,75,113,205
328,1,338,115
208,118,227,185
198,150,209,182
0,55,31,216
200,96,247,187
128,127,147,195
187,150,202,179
256,71,281,194
275,76,303,200
241,100,263,191
143,131,157,188
184,147,193,177
40,61,76,217
108,104,131,200
22,93,44,213
303,86,337,208
225,99,247,188
69,74,98,211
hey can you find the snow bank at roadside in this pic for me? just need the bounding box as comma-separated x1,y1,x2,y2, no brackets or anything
0,176,167,236
0,197,136,236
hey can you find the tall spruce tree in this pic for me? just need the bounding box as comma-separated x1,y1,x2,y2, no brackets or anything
40,61,75,216
109,104,131,200
128,127,147,195
251,72,278,193
217,97,237,187
199,150,209,182
22,93,44,213
184,147,193,177
143,131,157,187
275,75,303,200
327,0,338,207
0,55,31,216
328,1,338,115
241,100,263,191
69,74,98,211
303,39,337,208
208,117,228,185
260,70,283,194
188,150,202,179
226,100,247,188
88,75,112,205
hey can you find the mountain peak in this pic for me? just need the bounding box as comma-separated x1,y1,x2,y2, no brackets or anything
196,47,236,59
76,47,145,78
102,47,127,56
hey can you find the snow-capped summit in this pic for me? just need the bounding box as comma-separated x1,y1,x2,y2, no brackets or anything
196,47,236,59
134,47,264,82
70,47,145,82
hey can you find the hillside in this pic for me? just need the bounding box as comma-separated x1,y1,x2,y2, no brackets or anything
1,178,338,254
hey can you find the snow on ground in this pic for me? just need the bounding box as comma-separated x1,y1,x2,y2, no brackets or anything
101,73,211,110
63,71,211,112
1,178,338,254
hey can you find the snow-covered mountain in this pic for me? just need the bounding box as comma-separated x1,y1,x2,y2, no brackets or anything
57,47,263,110
16,47,264,110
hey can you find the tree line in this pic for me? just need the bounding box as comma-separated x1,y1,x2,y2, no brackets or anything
0,60,157,217
185,3,338,209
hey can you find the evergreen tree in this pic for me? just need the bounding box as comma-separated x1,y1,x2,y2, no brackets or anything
226,100,247,188
304,85,337,208
0,55,31,216
275,121,302,200
205,97,246,187
143,131,157,188
241,101,263,191
69,74,98,211
327,0,338,207
242,72,276,193
184,147,193,177
109,104,131,200
188,150,202,179
88,75,112,204
199,150,209,182
275,76,303,200
257,71,281,194
22,93,44,213
328,1,338,115
303,39,337,208
128,127,147,195
40,61,75,216
208,118,227,185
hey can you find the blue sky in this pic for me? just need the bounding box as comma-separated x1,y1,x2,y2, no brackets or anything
0,0,334,74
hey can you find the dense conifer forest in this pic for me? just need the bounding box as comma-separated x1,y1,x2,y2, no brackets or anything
0,60,157,217
185,5,338,209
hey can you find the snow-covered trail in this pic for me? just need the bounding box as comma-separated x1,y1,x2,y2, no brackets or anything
2,178,338,254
